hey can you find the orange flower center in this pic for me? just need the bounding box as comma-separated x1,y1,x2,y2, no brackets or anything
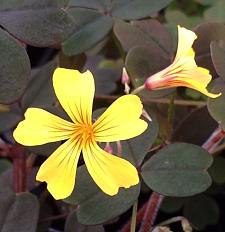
79,123,94,143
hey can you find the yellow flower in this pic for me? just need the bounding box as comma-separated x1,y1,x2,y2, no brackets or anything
144,26,221,98
13,68,148,200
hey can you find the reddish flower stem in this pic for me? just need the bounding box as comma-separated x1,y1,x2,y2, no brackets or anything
0,142,26,193
139,193,164,232
10,145,26,193
202,127,225,153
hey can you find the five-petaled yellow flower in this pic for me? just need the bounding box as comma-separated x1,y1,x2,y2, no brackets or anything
13,68,148,200
145,26,221,98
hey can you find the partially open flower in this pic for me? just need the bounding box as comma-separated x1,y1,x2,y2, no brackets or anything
145,26,221,98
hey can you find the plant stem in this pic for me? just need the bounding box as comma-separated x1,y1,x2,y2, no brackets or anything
120,202,147,232
130,200,138,232
139,192,164,232
10,145,26,193
95,94,206,107
167,93,175,140
131,85,145,95
202,127,225,153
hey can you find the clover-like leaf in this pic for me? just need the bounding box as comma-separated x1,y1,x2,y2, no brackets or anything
111,0,173,20
62,8,113,56
126,46,174,98
172,106,217,145
114,19,173,56
0,192,39,232
0,29,30,104
204,0,225,23
141,143,213,196
160,197,185,213
165,10,202,29
209,156,225,184
193,22,225,75
0,0,75,46
64,211,104,232
22,61,57,110
207,79,225,129
183,195,219,230
210,40,225,79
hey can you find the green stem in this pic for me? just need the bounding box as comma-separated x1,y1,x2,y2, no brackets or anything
130,200,138,232
131,85,145,95
167,93,175,139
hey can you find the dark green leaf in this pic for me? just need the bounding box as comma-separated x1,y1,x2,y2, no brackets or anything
210,40,225,79
84,56,121,95
0,159,12,175
111,0,173,20
69,0,109,11
65,165,140,225
183,195,219,230
193,22,225,76
0,167,39,192
36,198,54,232
65,211,104,232
204,0,225,22
115,20,175,98
69,0,173,20
22,61,57,110
114,19,173,56
0,0,75,46
0,29,30,104
0,192,39,232
160,197,185,213
209,156,225,184
165,10,202,29
125,46,174,98
207,79,225,129
0,169,13,192
63,8,112,56
120,112,158,166
58,52,86,70
0,105,22,133
172,106,217,145
94,68,120,95
141,143,213,196
120,20,173,97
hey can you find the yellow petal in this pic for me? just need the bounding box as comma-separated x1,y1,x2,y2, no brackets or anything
168,67,221,98
36,138,82,200
173,78,221,98
175,25,197,61
53,68,95,124
83,141,139,195
13,108,75,146
93,95,148,142
197,66,210,75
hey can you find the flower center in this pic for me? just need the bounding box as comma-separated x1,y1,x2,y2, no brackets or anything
79,123,94,143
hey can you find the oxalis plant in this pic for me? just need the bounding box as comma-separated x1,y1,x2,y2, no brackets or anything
1,1,225,232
